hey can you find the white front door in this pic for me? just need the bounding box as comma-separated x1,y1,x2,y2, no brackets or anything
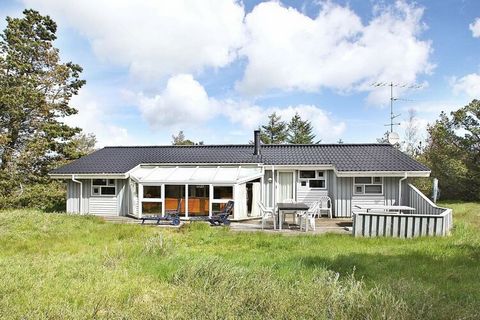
277,171,295,202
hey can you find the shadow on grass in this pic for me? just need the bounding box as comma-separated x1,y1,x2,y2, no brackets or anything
295,248,480,318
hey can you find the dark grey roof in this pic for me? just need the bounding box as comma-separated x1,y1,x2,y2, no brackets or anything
50,144,429,175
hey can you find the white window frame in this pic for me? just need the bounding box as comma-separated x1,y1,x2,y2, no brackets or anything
353,177,383,195
211,185,234,212
139,184,164,216
91,179,116,196
298,170,327,190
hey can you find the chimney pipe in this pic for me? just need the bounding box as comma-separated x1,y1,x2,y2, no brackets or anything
253,130,261,155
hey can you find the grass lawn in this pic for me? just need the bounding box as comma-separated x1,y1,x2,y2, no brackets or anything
0,202,479,319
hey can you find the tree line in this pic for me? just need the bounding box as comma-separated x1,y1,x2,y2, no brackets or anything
172,112,318,145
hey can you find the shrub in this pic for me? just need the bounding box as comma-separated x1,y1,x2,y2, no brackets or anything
0,182,66,212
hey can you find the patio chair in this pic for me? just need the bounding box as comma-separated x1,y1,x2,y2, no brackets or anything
297,201,320,232
208,200,234,226
258,201,277,230
317,195,332,218
141,199,181,226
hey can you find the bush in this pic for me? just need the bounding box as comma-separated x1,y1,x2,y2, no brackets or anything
0,182,66,212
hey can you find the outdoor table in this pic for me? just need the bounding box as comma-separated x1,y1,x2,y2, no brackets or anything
354,205,416,213
277,202,309,230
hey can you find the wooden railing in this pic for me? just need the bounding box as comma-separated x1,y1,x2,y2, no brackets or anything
352,184,452,238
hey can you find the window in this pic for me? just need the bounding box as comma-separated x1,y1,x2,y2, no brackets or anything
354,177,383,195
143,186,161,198
142,202,162,215
309,180,325,188
92,179,116,196
214,186,233,199
299,170,326,189
299,170,316,179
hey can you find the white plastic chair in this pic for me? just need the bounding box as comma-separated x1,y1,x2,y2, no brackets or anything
317,196,333,218
258,201,277,230
298,201,320,232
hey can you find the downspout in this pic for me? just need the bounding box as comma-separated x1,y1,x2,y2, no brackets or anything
72,175,83,214
398,172,408,206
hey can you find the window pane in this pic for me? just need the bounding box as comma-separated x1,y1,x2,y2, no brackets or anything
299,171,316,179
188,185,209,198
309,180,325,188
188,185,209,216
214,186,233,199
355,185,363,194
144,186,161,198
108,179,115,186
373,177,382,183
317,171,324,177
92,187,100,195
92,179,107,186
354,177,371,184
365,185,382,194
101,187,116,195
142,202,162,215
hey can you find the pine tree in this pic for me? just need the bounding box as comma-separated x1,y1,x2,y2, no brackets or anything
0,10,87,196
260,112,288,144
287,112,316,144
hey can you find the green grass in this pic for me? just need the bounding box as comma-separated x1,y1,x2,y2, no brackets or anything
0,202,479,319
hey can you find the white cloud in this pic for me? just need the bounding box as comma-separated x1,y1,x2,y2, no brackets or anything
469,18,480,38
136,74,346,141
452,73,480,98
237,1,433,101
137,74,219,129
65,90,133,147
22,0,246,80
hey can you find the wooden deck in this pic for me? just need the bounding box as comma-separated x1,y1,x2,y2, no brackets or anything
98,215,352,234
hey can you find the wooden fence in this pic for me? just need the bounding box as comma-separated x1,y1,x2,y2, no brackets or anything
352,184,452,238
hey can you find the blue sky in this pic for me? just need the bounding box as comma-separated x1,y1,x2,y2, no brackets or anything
1,0,480,146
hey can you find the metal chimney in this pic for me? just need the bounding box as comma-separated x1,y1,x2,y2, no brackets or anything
253,130,261,155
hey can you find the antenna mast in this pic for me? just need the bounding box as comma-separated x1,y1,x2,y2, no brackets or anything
370,82,422,133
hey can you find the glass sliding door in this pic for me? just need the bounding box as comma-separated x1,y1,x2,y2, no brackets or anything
165,185,186,216
188,185,209,216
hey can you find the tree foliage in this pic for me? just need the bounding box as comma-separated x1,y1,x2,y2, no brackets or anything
287,112,316,144
0,10,88,199
420,100,480,200
172,131,204,146
260,112,288,144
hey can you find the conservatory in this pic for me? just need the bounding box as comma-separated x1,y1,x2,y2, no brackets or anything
128,165,264,220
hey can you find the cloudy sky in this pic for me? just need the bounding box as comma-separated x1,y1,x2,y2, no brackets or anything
1,0,480,146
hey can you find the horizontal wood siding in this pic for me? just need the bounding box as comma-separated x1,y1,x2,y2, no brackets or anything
88,179,118,215
89,197,118,215
297,179,328,206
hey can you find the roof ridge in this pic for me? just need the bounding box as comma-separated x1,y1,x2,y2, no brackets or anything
103,143,392,148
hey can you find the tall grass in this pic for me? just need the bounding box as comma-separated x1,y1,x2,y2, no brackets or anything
0,202,479,319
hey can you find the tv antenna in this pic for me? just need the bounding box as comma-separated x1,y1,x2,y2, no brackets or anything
370,82,423,133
